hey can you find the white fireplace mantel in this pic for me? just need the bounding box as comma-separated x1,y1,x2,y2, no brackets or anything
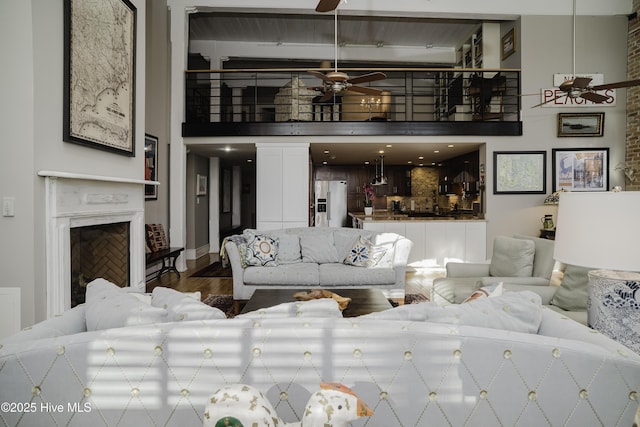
39,171,156,317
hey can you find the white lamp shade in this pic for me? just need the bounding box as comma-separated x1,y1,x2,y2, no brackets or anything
553,191,640,272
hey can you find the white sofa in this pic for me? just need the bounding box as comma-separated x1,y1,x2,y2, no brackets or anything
1,281,639,427
224,227,413,301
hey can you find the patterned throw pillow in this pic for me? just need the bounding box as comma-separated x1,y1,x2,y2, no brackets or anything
245,233,279,266
146,223,168,252
343,236,387,267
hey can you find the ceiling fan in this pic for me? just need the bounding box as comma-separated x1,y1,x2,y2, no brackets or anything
532,0,640,108
310,0,387,102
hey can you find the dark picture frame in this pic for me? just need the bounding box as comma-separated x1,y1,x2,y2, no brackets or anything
501,27,516,60
196,174,208,196
63,0,137,156
552,148,609,192
494,151,546,194
144,134,158,200
557,112,605,137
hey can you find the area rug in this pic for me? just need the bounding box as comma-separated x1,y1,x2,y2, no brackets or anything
191,262,232,278
202,293,430,318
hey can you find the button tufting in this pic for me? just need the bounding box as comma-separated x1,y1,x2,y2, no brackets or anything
253,321,261,328
528,391,537,401
32,386,41,396
503,349,512,359
304,351,312,360
279,391,288,400
56,346,65,355
181,389,189,397
453,349,462,359
154,346,163,355
204,348,213,358
252,348,261,357
579,389,588,399
552,348,561,358
480,390,488,399
353,349,362,358
83,388,91,397
429,392,437,401
131,387,140,397
380,391,388,400
404,351,413,360
630,391,638,401
107,347,116,356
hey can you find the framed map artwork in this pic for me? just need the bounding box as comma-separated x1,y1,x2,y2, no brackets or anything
63,0,137,156
494,151,547,194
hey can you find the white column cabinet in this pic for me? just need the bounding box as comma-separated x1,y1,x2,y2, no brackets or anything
256,143,309,230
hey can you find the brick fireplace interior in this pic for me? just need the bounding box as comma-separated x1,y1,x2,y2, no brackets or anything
70,222,130,307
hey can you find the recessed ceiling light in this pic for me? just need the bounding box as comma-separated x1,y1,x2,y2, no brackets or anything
322,161,328,165
364,161,370,165
224,146,232,152
247,159,253,163
323,150,330,154
434,150,440,153
386,144,392,148
419,163,424,167
448,144,455,148
407,160,412,164
378,150,385,154
418,156,424,160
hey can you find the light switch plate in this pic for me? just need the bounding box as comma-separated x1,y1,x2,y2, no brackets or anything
2,197,15,217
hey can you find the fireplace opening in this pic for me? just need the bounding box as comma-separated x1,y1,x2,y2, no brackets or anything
70,222,130,307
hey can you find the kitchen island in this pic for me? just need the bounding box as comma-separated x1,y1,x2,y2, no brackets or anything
349,212,487,266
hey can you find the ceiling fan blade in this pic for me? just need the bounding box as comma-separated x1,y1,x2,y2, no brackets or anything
530,94,567,108
315,0,340,12
571,77,592,89
580,91,610,103
318,90,336,102
308,70,335,84
592,79,640,90
347,86,384,96
347,72,387,85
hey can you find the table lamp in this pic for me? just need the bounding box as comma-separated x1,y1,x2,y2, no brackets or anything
554,191,640,352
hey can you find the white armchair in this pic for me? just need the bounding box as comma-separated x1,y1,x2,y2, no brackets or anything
431,234,556,304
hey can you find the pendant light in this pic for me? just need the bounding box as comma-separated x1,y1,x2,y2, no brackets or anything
371,158,379,185
378,155,388,185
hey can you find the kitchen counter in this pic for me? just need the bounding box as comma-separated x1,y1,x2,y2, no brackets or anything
349,212,485,222
348,212,487,265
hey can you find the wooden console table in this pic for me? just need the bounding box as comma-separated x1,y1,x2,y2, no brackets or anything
146,247,183,282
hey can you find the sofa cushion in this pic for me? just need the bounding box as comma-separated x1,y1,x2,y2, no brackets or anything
513,234,556,279
237,298,343,319
318,263,396,286
333,230,365,260
245,233,279,266
363,291,543,334
343,236,387,267
489,236,535,277
243,263,320,285
300,233,340,263
275,234,302,264
151,287,226,321
85,279,167,331
0,305,87,344
550,264,592,311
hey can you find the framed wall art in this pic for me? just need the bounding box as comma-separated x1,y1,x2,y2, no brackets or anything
557,112,604,137
501,27,516,60
196,174,208,196
144,134,158,200
552,148,609,192
63,0,137,156
494,151,546,194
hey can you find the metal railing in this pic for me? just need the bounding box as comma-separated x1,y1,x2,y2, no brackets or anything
184,68,521,126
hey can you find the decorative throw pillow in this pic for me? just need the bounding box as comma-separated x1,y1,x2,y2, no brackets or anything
343,236,387,267
550,264,592,311
244,233,279,266
463,282,503,303
146,223,168,252
84,279,167,331
151,287,225,321
489,236,535,277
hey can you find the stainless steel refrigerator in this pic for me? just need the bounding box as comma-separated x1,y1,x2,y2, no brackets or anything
314,180,348,227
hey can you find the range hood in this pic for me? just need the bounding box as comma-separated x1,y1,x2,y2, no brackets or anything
371,155,388,186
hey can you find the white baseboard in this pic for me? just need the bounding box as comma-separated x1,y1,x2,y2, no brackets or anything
185,244,210,260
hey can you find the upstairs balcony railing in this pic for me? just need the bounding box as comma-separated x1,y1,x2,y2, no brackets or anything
183,68,522,137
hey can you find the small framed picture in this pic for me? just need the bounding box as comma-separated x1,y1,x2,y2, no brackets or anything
196,174,208,196
501,27,516,60
144,134,158,200
552,148,609,192
494,151,546,194
557,112,605,137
